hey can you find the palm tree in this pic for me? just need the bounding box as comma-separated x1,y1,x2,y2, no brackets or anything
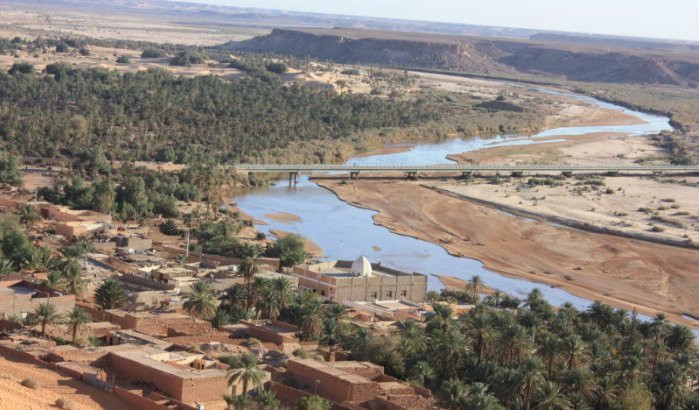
17,204,41,229
561,368,597,402
464,309,497,362
32,302,61,337
298,291,324,341
65,307,91,343
256,387,281,410
259,276,295,320
470,275,484,304
239,257,259,311
462,382,505,410
223,393,254,410
397,319,427,359
519,356,545,410
407,360,435,387
561,335,586,370
94,278,128,310
538,333,562,378
297,395,332,410
440,378,467,410
431,328,469,380
0,259,15,275
427,303,454,333
210,307,231,330
496,322,531,366
183,280,217,319
653,361,690,410
42,269,63,290
226,352,265,395
535,381,571,410
58,258,86,297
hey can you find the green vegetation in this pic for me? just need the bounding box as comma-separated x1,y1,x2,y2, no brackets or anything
0,150,22,186
141,48,167,58
170,50,206,66
268,234,307,267
336,291,698,410
183,280,217,319
94,278,128,310
115,55,130,64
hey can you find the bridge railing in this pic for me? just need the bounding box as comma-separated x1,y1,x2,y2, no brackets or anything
232,163,699,172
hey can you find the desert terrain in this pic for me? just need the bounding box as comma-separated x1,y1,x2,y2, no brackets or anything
0,348,132,410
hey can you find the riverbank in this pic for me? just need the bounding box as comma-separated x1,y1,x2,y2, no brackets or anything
317,178,699,328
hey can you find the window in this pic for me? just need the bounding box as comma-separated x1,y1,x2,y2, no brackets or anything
320,290,326,296
371,292,378,299
386,291,393,299
400,290,407,297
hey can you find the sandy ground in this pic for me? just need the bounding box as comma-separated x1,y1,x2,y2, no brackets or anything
265,212,302,224
0,7,263,46
442,131,699,245
319,179,699,327
0,349,132,409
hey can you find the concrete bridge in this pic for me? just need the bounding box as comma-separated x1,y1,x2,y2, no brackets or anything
235,163,699,184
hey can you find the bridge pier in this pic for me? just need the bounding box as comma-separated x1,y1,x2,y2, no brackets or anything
349,171,360,180
288,172,298,187
461,171,472,179
562,171,573,178
406,171,418,180
606,171,619,177
511,171,523,178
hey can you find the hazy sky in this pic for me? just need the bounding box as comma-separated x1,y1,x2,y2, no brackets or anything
175,0,699,41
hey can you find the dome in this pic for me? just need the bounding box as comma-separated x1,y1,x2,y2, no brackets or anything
351,256,372,277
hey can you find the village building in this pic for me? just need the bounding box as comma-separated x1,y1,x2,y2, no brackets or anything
0,278,75,318
276,359,435,409
292,257,428,303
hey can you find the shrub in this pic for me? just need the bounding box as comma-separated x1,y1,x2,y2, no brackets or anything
256,232,267,240
116,55,130,64
159,219,182,236
265,62,288,74
21,377,38,389
8,63,34,75
170,50,205,67
141,48,166,58
79,48,90,56
55,42,69,53
55,398,76,409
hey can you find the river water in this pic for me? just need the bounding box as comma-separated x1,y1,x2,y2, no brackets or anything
234,88,672,312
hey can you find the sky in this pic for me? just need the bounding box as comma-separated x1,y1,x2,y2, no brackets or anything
173,0,699,42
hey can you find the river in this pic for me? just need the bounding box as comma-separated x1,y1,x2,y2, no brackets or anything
234,87,672,313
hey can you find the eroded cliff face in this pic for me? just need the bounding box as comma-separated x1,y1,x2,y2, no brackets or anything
225,29,699,86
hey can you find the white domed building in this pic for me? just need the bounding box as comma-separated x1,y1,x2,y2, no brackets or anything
291,256,427,303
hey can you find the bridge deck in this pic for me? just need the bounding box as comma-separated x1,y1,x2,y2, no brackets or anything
234,164,699,173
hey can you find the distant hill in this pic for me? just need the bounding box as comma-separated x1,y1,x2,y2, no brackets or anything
226,28,699,87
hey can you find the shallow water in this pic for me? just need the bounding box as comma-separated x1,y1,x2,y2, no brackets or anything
234,88,672,312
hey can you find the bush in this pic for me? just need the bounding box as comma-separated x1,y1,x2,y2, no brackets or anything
159,219,182,236
8,63,34,75
21,377,38,389
265,62,288,74
79,48,90,56
116,55,130,64
55,398,76,410
170,50,205,67
256,232,267,240
141,48,166,58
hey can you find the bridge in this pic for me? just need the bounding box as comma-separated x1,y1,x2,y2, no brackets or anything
234,163,699,185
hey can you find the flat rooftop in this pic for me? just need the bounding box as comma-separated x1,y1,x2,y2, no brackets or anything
112,349,227,379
